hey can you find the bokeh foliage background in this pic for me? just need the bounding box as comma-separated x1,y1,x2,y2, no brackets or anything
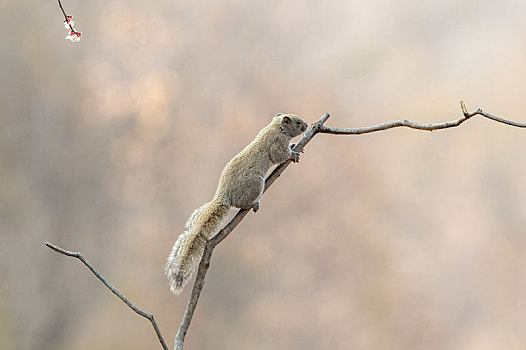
1,0,526,349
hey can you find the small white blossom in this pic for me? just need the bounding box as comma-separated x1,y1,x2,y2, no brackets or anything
65,31,82,42
64,15,75,29
64,19,75,29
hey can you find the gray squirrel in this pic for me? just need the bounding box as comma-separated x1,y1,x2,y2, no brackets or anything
165,113,308,294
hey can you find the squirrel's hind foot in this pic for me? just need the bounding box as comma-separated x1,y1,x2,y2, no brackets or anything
251,201,260,212
290,151,301,163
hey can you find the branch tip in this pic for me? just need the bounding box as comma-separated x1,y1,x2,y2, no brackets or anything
460,100,468,116
45,241,79,257
315,113,330,126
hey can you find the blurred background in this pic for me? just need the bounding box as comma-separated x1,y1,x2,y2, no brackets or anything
1,0,526,349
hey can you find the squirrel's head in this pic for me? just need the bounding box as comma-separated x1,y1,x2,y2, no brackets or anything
275,113,308,137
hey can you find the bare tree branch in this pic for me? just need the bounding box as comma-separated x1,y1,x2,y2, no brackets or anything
175,101,525,349
44,241,169,350
319,100,526,135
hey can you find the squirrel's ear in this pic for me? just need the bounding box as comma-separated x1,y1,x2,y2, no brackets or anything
281,115,291,124
275,113,283,118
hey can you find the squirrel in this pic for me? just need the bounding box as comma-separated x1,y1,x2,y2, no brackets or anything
165,113,308,294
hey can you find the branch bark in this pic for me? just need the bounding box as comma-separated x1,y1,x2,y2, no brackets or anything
44,242,169,350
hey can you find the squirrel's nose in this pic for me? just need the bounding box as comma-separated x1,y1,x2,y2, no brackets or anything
301,124,307,132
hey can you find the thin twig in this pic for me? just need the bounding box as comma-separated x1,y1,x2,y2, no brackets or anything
319,100,526,135
57,0,75,33
44,241,169,350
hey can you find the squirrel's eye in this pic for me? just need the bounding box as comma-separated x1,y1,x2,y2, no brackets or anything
296,120,301,125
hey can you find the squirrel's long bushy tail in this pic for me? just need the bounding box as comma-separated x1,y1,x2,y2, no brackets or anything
165,198,230,294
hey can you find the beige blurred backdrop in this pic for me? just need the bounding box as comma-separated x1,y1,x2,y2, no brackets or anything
1,0,526,349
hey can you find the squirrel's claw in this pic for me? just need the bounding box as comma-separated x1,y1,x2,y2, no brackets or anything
291,151,300,163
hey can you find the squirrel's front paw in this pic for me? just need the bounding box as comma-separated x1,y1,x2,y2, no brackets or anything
290,151,300,163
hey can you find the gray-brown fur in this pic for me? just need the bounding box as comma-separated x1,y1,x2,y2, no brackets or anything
165,113,307,294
